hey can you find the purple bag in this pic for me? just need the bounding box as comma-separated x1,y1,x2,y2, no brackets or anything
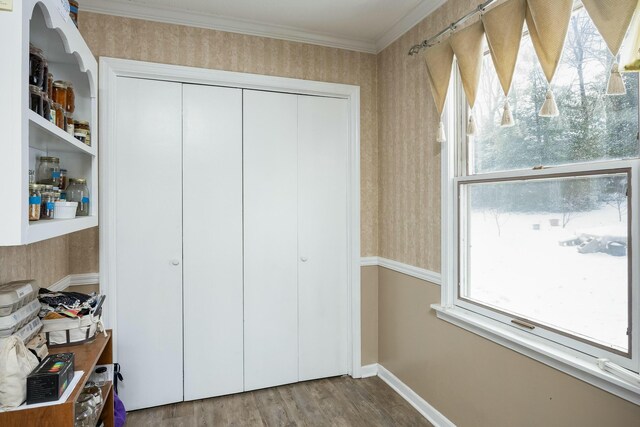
114,392,126,427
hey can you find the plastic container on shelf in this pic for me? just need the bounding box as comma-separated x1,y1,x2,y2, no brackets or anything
54,201,78,219
0,299,41,338
0,280,39,316
0,317,43,350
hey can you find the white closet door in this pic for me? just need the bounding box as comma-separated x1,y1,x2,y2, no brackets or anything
243,90,299,391
183,84,244,400
297,95,350,381
114,77,183,410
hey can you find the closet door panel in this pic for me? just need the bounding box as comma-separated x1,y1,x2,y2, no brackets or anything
114,77,183,410
183,84,244,400
297,95,350,381
243,90,299,391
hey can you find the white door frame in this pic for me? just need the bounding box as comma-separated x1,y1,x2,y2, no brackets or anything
99,57,363,378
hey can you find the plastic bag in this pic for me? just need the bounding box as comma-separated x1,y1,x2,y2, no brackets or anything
0,336,39,407
621,2,640,72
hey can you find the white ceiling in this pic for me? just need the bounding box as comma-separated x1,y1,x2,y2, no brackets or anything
81,0,446,53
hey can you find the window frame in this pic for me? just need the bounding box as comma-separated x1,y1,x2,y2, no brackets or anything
435,43,640,404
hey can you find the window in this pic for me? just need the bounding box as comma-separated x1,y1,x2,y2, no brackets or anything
437,3,640,399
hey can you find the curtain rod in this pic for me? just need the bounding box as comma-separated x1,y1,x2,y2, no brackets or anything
407,0,497,56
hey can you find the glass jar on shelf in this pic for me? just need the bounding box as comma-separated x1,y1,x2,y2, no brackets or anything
59,169,68,191
52,102,65,129
65,82,75,114
74,121,91,146
66,114,74,135
41,59,48,93
67,178,90,216
42,92,51,122
36,156,61,187
29,45,45,88
29,85,42,116
28,184,41,221
47,73,54,99
40,185,55,220
52,81,68,109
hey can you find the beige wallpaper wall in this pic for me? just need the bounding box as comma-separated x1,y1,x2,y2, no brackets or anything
377,0,477,272
78,12,379,257
0,227,97,288
378,268,640,426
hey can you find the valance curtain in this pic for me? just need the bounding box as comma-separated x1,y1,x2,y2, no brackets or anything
582,0,638,94
449,20,485,135
424,41,454,143
422,0,640,141
482,0,526,126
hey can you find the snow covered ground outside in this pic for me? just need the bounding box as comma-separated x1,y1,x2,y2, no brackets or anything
465,205,628,352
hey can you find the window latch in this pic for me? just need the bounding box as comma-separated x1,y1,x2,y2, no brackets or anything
532,165,546,170
511,319,536,330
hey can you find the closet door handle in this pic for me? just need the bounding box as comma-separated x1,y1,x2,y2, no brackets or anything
300,256,308,262
171,260,181,266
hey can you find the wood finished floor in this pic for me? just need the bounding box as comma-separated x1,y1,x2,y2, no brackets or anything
125,376,433,427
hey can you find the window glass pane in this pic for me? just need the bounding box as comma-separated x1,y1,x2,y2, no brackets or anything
461,173,629,353
472,7,639,174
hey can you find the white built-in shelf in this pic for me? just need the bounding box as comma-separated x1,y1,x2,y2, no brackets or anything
29,111,96,156
27,215,98,244
0,0,99,246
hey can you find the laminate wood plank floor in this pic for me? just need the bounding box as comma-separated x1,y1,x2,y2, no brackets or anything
125,376,434,427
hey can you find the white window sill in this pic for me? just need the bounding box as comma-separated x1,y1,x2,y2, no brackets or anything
431,304,640,405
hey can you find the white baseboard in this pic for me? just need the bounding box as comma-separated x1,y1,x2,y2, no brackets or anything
360,363,379,378
376,364,455,427
360,257,442,285
48,273,100,292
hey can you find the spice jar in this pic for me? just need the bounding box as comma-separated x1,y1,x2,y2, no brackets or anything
69,0,79,28
29,184,42,221
42,92,51,122
64,82,75,113
29,45,45,87
41,59,49,93
40,185,55,220
47,73,54,99
52,81,68,108
75,121,91,146
52,102,65,129
59,169,68,191
66,115,74,135
67,178,90,216
36,156,61,187
93,367,108,387
29,85,43,115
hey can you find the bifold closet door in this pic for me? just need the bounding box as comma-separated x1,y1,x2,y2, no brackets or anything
114,77,184,410
243,90,299,391
297,95,350,381
183,84,244,400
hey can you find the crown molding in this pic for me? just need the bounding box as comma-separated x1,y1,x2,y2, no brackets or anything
81,0,444,55
81,0,377,53
375,0,447,53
